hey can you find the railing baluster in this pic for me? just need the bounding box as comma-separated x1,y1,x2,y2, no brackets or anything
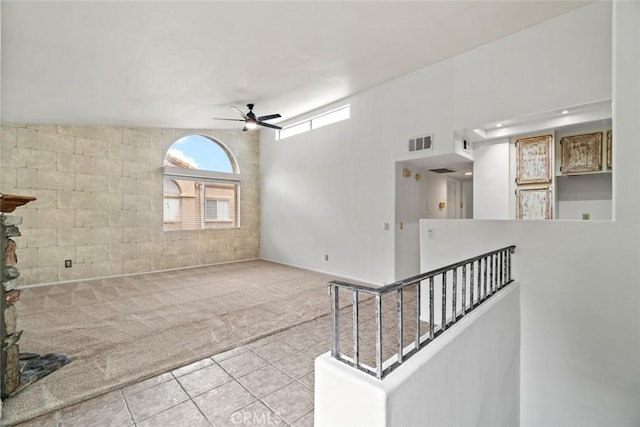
415,282,421,351
352,290,359,367
452,267,457,323
331,285,340,358
508,248,513,281
441,272,447,330
451,267,458,323
503,249,508,284
429,277,434,340
498,251,502,287
483,256,488,300
462,264,467,316
375,294,383,379
397,289,404,364
493,254,498,293
478,259,482,304
470,261,475,308
489,254,494,295
500,250,505,287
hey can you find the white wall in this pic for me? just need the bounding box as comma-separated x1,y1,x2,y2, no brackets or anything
260,1,611,285
463,181,473,218
395,163,423,279
556,173,612,220
473,140,510,219
315,283,521,427
452,1,611,130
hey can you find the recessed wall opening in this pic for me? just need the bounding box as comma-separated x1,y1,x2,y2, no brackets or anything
457,100,613,221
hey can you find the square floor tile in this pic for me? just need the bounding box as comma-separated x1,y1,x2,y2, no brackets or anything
136,400,209,427
193,380,256,421
291,410,314,427
245,335,278,350
281,331,322,350
171,357,214,378
222,401,282,427
261,381,313,425
274,352,315,379
122,372,174,397
302,341,330,358
250,340,298,363
237,364,295,398
218,351,267,377
177,363,233,398
59,396,133,427
298,371,314,390
212,346,248,362
124,379,189,422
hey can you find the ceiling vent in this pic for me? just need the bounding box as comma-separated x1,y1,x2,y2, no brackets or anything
429,168,456,174
408,134,433,153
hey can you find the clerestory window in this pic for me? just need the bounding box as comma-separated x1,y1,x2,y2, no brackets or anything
162,135,240,231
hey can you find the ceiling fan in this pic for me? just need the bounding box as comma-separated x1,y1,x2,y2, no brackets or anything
212,103,282,131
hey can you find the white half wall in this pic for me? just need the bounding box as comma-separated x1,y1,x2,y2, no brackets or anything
315,283,521,427
419,217,640,427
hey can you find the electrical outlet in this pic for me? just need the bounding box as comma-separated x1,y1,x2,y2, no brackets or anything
64,260,72,268
325,255,329,261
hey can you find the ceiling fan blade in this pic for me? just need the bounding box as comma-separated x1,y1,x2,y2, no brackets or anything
257,121,283,130
230,106,248,119
257,113,281,121
211,117,245,122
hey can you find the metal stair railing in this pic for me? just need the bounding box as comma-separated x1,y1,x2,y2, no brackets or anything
329,245,516,379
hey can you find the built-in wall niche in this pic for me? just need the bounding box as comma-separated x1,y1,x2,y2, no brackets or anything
556,173,612,220
554,119,612,220
554,119,612,177
510,118,612,220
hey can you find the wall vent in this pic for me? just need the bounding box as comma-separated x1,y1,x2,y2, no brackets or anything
408,134,433,153
429,168,456,174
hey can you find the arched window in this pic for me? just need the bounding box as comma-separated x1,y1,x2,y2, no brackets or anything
162,135,241,231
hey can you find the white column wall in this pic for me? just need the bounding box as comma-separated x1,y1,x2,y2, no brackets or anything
473,140,510,219
260,2,611,285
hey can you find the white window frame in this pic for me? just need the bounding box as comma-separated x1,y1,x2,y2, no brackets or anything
204,197,232,222
277,104,350,140
162,167,241,229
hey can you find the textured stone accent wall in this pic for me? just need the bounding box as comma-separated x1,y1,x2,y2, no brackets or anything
0,124,260,285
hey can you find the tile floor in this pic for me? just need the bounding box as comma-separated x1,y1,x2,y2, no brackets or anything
15,288,421,427
16,318,327,427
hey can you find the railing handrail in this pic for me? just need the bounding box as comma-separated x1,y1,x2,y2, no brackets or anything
329,245,516,294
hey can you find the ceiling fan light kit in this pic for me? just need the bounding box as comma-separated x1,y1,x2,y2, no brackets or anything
213,103,282,132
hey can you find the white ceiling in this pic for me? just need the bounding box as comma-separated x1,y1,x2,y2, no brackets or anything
1,1,592,129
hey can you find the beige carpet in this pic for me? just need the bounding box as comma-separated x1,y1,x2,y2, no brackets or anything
3,260,350,426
